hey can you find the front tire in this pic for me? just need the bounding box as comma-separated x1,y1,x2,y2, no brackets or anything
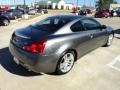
105,34,114,46
56,51,75,75
41,11,44,14
14,16,17,20
3,19,9,26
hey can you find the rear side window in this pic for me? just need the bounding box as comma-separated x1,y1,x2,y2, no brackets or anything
82,19,101,30
71,21,84,32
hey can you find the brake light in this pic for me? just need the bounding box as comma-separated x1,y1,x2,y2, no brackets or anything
23,40,47,53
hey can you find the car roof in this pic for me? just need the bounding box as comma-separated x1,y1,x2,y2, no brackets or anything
49,15,84,21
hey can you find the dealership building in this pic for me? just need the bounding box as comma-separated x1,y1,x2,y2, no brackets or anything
36,0,77,10
110,4,120,10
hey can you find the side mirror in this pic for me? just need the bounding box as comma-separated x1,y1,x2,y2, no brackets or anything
101,25,107,29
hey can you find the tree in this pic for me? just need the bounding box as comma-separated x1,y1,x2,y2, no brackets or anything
95,0,118,10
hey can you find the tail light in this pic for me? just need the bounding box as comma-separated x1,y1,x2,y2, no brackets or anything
23,40,47,53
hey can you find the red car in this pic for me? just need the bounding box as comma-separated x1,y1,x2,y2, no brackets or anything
86,9,92,14
0,6,9,12
95,10,110,18
71,7,78,13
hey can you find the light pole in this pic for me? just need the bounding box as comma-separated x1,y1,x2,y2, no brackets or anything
76,0,78,8
76,0,79,15
23,0,26,9
94,0,96,8
33,0,36,9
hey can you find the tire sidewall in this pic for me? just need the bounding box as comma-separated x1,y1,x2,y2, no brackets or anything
14,16,17,20
107,34,114,46
3,19,9,26
56,51,75,75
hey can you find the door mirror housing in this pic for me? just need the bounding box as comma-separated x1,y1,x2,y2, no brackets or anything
101,25,107,29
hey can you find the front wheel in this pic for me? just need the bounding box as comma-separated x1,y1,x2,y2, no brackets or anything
41,11,44,14
105,34,114,46
56,51,75,75
14,16,17,20
3,19,9,26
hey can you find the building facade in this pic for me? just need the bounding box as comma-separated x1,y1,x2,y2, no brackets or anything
36,0,75,10
110,4,120,10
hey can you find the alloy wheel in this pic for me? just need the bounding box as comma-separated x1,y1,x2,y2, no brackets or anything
58,52,75,73
3,19,9,26
107,34,114,46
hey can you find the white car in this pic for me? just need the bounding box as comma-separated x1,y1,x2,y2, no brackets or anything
113,11,117,16
28,9,37,15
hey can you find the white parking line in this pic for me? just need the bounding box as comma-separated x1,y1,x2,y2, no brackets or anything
107,55,120,72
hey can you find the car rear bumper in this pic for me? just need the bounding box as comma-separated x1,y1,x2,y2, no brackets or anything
9,42,59,73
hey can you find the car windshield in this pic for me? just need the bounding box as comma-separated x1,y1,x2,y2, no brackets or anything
31,16,71,32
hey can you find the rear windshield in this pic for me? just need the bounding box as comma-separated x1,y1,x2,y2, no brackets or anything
31,16,71,33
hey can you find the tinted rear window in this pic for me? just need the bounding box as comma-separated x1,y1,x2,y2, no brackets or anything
31,16,71,33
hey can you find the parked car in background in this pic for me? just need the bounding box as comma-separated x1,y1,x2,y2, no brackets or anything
117,10,120,17
78,10,87,16
9,15,114,75
37,9,48,14
16,7,29,14
0,15,10,26
1,9,23,19
110,10,117,17
95,10,110,18
0,6,9,12
23,8,30,14
71,7,78,13
28,9,37,15
86,9,92,14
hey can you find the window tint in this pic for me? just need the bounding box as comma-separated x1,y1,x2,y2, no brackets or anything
31,16,71,32
82,19,101,30
71,21,84,32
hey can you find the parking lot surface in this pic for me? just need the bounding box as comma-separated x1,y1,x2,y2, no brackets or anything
0,10,120,90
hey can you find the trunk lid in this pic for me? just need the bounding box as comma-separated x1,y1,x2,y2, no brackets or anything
11,25,51,49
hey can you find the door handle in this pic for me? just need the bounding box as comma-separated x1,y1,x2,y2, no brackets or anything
90,34,94,38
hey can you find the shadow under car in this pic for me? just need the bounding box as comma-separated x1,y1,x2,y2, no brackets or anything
0,47,41,77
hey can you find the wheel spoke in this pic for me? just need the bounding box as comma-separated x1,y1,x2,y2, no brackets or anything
108,34,113,45
59,53,74,73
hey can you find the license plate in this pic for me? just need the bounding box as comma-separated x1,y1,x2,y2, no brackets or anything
14,57,19,64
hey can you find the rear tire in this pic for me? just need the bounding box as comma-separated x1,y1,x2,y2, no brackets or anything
95,14,97,18
56,51,75,75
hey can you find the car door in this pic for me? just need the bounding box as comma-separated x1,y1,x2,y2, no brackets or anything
81,18,108,50
70,20,96,57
